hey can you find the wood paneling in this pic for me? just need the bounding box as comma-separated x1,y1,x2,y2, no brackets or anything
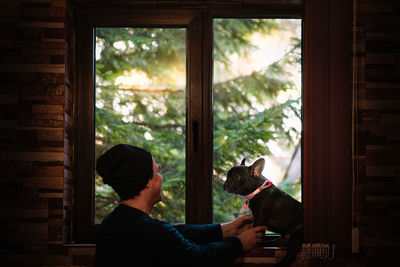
0,0,399,266
353,0,400,265
0,0,94,266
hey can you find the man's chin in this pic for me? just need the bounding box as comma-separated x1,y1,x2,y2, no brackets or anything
154,195,163,204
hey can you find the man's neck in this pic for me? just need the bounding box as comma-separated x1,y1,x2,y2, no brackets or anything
121,197,153,215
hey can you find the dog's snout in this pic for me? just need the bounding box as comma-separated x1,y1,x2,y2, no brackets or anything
223,180,231,193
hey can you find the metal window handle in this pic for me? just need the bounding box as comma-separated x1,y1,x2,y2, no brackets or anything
192,121,199,153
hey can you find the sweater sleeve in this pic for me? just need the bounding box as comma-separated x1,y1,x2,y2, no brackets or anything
158,221,243,265
173,223,223,244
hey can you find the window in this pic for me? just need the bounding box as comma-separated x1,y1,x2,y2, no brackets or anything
74,10,207,241
74,8,303,241
92,19,302,226
94,27,187,224
212,18,302,222
72,3,352,256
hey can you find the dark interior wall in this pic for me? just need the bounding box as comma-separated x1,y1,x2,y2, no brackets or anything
0,0,398,266
354,0,400,265
0,0,94,266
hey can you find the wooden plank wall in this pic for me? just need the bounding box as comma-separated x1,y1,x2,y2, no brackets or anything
354,0,400,265
0,0,95,266
0,0,399,266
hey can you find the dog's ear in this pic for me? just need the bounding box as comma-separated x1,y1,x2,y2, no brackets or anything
250,158,265,177
240,158,246,166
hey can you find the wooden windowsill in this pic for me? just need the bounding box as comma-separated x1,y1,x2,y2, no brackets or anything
234,246,287,265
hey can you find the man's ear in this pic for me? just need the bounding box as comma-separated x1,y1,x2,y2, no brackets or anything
250,158,265,177
241,158,246,166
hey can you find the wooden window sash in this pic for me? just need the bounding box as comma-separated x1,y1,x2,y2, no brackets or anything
74,9,205,242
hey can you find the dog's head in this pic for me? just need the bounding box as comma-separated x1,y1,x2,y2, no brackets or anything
223,158,266,196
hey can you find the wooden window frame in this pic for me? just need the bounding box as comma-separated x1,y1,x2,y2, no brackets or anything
71,1,352,258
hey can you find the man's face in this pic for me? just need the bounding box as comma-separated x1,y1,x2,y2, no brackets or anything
150,157,163,204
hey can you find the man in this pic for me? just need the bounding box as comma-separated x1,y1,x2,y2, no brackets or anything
94,144,266,267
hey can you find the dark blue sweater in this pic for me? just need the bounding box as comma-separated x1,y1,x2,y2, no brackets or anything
95,204,242,266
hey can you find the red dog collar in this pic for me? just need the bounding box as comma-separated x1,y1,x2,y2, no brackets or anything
243,179,272,210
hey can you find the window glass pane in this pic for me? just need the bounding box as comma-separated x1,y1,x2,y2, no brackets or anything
95,27,186,224
213,19,302,223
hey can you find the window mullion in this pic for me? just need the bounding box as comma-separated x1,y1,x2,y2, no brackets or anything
186,12,214,224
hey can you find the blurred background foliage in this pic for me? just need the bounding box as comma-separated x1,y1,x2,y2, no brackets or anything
94,19,302,224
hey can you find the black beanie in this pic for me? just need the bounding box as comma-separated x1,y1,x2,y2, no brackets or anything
96,144,154,200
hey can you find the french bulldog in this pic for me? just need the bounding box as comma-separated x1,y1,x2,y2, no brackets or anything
223,158,303,264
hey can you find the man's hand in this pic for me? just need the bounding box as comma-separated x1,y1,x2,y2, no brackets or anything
237,225,268,251
221,214,254,238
